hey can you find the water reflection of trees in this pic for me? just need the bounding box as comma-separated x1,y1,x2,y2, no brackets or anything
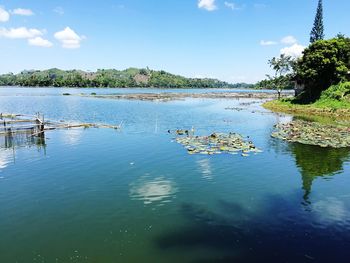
269,129,350,203
290,143,350,202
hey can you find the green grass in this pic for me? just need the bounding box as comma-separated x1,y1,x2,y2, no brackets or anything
263,82,350,121
313,98,350,109
313,82,350,109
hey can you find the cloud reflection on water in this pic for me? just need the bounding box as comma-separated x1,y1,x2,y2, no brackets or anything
312,197,349,223
129,176,177,205
196,159,213,180
61,128,84,146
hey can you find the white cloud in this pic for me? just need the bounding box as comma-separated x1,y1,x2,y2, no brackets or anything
0,7,10,22
53,6,64,15
198,0,217,11
0,27,43,39
281,35,297,45
260,40,278,46
11,8,34,16
280,43,305,58
28,37,53,47
224,1,239,10
54,27,84,49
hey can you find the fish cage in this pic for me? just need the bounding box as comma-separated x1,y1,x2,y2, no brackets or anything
0,113,45,135
0,113,46,149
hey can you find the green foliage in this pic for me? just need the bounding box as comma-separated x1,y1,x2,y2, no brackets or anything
0,68,249,89
296,36,350,101
319,81,350,100
0,73,16,86
264,82,350,116
310,0,324,43
313,82,350,109
268,54,295,76
262,54,296,96
139,68,149,75
230,83,254,89
254,76,294,90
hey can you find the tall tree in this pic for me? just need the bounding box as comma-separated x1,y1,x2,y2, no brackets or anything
296,36,350,101
310,0,324,43
267,54,295,99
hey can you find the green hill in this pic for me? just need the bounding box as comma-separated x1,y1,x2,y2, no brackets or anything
0,68,252,89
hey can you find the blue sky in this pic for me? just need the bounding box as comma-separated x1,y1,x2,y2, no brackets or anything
0,0,349,83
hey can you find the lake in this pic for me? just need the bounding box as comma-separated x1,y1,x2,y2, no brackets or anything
0,87,349,263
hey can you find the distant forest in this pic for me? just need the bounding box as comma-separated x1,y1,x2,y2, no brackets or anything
0,68,253,89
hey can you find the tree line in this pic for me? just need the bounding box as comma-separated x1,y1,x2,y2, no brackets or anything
0,68,253,89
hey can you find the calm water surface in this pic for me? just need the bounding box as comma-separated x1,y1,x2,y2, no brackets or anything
0,88,349,262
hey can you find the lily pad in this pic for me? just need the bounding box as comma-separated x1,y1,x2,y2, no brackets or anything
272,120,350,148
175,132,262,156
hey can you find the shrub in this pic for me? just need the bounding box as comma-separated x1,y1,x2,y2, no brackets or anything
296,36,350,101
320,82,350,100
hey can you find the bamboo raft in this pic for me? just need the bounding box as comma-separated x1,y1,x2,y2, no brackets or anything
0,112,122,137
0,113,45,136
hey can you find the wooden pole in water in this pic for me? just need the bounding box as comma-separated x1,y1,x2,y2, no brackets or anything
34,113,45,136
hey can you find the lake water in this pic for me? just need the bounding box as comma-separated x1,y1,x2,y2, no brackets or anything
0,88,349,263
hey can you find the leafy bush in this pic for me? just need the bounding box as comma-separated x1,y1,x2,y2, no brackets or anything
296,36,350,101
319,82,350,100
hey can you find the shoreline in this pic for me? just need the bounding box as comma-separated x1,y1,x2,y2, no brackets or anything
263,100,350,122
82,92,291,101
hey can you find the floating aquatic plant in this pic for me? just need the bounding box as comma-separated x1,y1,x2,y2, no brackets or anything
272,120,350,148
176,132,262,156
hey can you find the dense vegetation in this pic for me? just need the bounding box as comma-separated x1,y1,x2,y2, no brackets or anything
295,36,350,101
264,82,350,118
313,81,350,109
259,35,350,101
0,68,252,89
254,76,294,90
279,82,350,110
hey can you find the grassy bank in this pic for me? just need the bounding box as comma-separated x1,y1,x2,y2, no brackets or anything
263,82,350,121
263,99,350,118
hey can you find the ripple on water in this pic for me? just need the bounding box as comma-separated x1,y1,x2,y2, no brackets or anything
129,176,177,206
0,150,13,171
196,158,213,180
